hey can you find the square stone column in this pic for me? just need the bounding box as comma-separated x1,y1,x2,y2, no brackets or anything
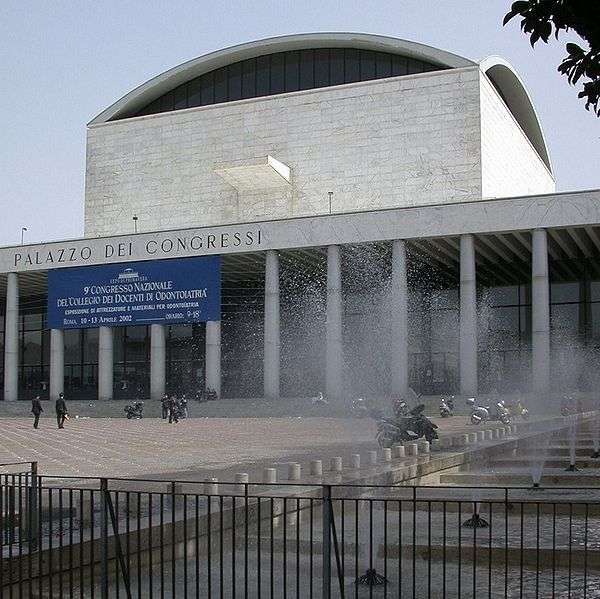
264,250,280,400
460,234,478,396
532,228,550,394
206,320,221,397
49,329,64,401
150,324,166,400
98,327,113,400
3,272,19,401
391,240,409,396
326,245,343,401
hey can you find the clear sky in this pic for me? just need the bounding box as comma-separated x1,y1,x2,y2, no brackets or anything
1,0,598,246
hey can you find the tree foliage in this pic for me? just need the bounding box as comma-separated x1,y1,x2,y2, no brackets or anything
504,1,600,116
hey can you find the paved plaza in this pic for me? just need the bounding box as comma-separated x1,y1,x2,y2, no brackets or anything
0,412,379,481
0,402,479,482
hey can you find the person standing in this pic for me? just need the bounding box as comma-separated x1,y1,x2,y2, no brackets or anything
55,393,68,429
168,395,179,424
161,394,169,420
31,395,43,429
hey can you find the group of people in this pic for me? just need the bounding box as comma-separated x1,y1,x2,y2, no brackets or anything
31,393,68,429
160,394,188,423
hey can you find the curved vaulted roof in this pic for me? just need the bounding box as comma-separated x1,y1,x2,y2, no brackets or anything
89,33,475,125
479,56,551,172
89,33,551,172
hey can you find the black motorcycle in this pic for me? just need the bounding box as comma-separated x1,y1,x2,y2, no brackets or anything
124,401,143,419
439,395,454,418
376,404,438,448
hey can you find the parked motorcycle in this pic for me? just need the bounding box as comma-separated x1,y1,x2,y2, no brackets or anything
124,400,144,419
439,395,454,418
393,398,409,418
466,397,510,425
376,404,438,448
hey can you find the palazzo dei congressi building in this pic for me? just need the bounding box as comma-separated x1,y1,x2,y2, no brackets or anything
1,33,599,405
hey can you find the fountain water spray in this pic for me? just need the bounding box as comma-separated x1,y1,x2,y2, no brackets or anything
565,424,580,472
592,417,600,459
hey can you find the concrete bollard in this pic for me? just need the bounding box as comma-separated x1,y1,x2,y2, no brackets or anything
330,457,343,473
263,468,277,484
467,432,478,444
441,437,453,450
417,439,430,454
368,450,378,466
350,454,361,469
382,448,392,462
456,434,469,447
287,463,301,481
405,443,418,457
430,439,442,451
235,473,249,495
205,477,219,496
392,445,406,458
310,460,323,477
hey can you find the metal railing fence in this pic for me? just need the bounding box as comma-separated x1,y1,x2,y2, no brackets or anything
1,468,599,598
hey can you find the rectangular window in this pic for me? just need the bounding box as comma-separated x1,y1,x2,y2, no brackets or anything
173,84,187,110
187,78,202,107
407,59,425,74
329,48,345,85
23,331,42,366
213,67,228,103
360,50,376,80
285,51,300,92
314,48,330,87
160,91,174,112
299,49,314,90
551,282,580,303
64,329,82,364
270,53,285,94
344,48,360,83
256,55,270,96
200,72,215,105
391,55,408,76
376,52,392,78
228,62,242,101
241,58,256,98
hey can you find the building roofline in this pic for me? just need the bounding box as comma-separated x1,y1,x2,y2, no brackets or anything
88,32,476,125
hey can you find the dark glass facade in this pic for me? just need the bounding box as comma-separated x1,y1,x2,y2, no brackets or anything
131,49,445,119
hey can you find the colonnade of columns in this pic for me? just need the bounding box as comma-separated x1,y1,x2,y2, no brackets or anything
2,230,552,401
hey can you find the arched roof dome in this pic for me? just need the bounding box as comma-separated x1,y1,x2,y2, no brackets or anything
89,33,551,173
479,56,551,172
89,33,475,125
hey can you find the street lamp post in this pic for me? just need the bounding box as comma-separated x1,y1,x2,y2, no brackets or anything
328,191,333,214
132,215,138,234
20,227,27,245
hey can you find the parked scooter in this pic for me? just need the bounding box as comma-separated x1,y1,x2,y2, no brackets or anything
351,397,369,418
467,397,510,425
439,395,455,418
124,400,144,419
376,404,439,448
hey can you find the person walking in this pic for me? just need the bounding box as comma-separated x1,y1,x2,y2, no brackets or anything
161,394,169,420
55,393,68,429
168,395,179,424
31,395,43,429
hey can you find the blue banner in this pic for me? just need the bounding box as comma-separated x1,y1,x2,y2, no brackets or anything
47,257,221,329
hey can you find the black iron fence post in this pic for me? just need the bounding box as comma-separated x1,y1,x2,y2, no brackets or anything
322,485,331,599
100,478,109,599
28,461,38,552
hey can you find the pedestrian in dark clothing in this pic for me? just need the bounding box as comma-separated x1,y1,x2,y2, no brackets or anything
31,395,43,429
168,396,179,424
161,394,169,419
55,393,68,429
